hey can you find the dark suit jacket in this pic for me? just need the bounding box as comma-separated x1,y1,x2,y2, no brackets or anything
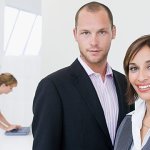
32,59,131,150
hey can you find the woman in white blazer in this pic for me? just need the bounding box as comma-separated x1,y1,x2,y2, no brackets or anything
114,35,150,150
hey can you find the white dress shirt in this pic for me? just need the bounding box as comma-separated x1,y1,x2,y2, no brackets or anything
78,57,118,144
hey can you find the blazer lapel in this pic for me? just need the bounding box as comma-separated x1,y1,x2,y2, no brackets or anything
70,59,112,147
124,116,133,150
114,116,133,150
143,136,150,149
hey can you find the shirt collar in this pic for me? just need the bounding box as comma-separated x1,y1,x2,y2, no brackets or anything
132,99,146,148
78,56,113,77
132,99,146,128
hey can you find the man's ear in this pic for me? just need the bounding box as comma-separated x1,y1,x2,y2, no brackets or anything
112,25,116,39
73,28,77,41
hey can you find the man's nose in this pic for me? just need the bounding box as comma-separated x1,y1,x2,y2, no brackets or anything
90,34,98,46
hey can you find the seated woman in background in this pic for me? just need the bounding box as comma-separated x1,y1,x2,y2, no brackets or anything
0,73,21,131
114,35,150,150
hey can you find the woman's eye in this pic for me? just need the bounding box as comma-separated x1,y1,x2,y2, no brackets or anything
129,66,138,72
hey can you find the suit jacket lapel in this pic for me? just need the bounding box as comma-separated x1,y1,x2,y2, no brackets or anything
70,59,112,147
113,70,128,129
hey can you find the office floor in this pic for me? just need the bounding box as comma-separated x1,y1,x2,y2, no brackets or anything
0,129,33,150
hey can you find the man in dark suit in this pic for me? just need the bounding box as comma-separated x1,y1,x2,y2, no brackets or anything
32,2,133,150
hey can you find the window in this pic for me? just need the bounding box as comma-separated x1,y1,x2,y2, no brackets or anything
4,6,42,56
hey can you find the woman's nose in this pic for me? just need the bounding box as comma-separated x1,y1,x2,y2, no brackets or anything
137,70,148,82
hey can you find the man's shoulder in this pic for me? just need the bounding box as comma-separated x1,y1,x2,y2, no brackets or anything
43,66,71,81
37,66,71,89
112,69,125,77
42,59,83,82
112,69,126,81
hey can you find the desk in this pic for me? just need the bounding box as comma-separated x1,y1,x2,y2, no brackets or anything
0,130,33,150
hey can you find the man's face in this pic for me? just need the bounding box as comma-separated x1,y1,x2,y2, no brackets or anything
74,9,116,67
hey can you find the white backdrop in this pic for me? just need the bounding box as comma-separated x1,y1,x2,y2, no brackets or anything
0,0,150,149
0,0,4,64
0,0,149,132
41,0,150,76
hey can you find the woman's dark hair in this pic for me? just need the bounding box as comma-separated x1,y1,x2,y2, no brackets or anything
123,35,150,104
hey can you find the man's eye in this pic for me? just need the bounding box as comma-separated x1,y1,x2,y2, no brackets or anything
81,32,89,35
99,31,106,35
147,65,150,70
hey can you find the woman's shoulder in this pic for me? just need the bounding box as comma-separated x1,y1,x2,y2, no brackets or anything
126,110,135,116
120,111,134,126
120,113,132,128
114,112,133,150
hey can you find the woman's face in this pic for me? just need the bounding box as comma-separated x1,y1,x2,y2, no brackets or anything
129,46,150,101
0,83,17,94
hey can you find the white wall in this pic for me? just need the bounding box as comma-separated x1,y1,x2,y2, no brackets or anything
41,0,79,77
0,1,149,150
41,0,150,76
0,0,41,130
0,56,41,125
0,0,4,67
5,0,41,14
0,0,149,132
108,1,150,73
